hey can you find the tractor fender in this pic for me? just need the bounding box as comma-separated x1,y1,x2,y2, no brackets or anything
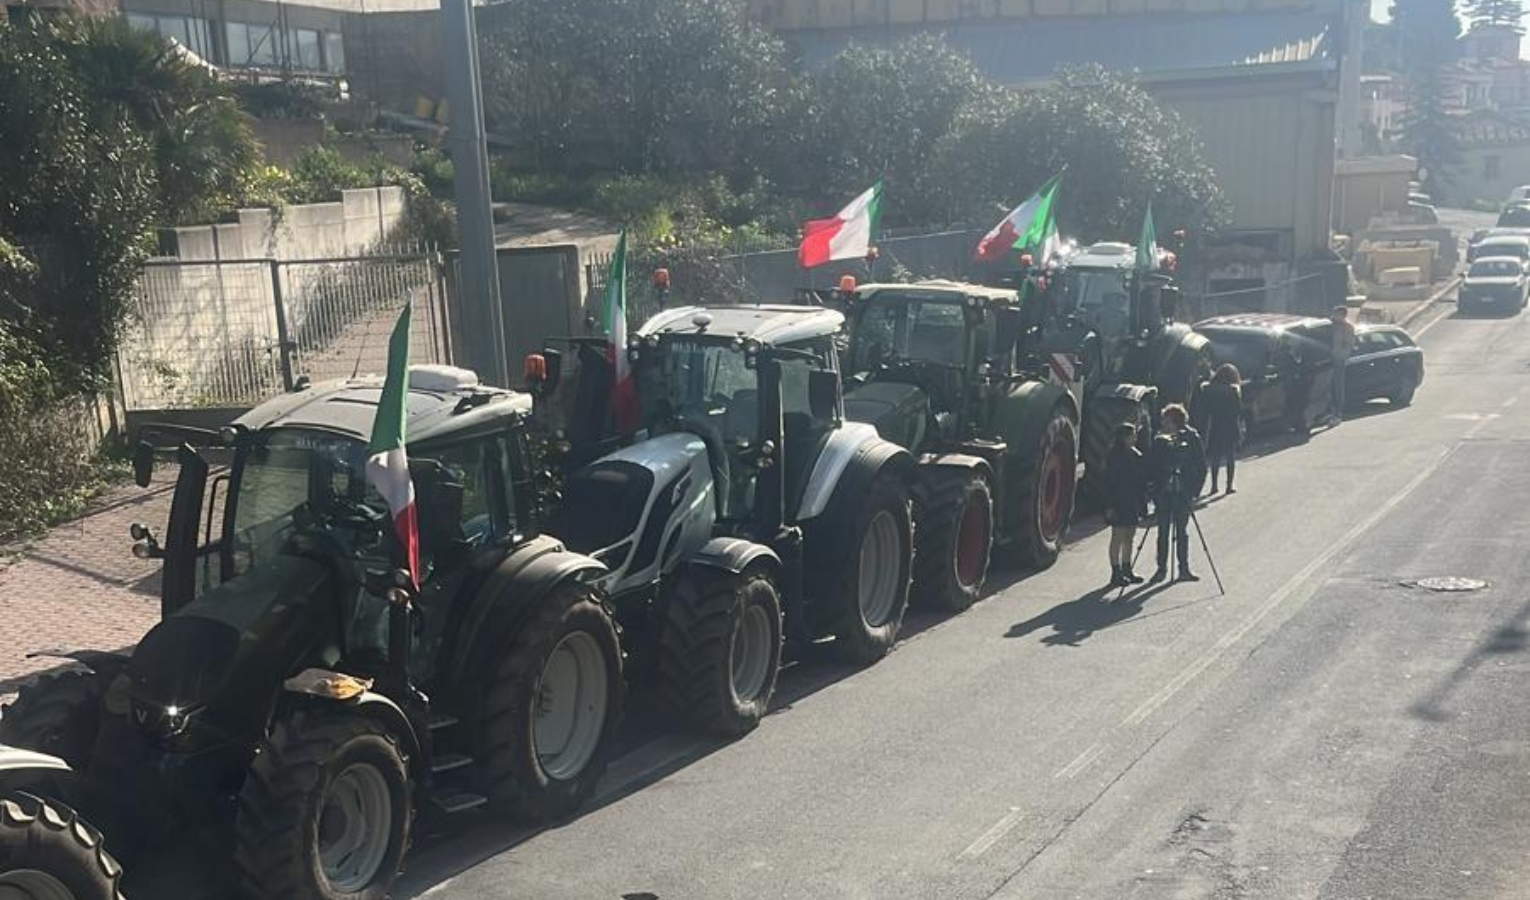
351,691,423,776
685,537,783,579
1092,381,1157,407
797,424,915,523
23,650,130,681
913,452,994,502
443,535,607,688
1153,326,1212,404
0,746,69,781
995,380,1080,461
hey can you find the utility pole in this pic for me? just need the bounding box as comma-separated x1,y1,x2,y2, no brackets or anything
440,0,508,386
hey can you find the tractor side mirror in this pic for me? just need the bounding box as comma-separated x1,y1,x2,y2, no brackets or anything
995,307,1024,358
808,369,840,421
133,441,154,488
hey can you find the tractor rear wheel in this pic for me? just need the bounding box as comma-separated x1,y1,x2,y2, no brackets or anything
912,472,993,613
658,568,784,737
0,792,124,900
234,711,412,900
1013,408,1079,570
0,671,103,773
477,582,623,821
1080,397,1147,509
820,475,914,665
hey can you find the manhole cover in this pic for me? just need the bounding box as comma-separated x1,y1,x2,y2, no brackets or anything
1404,576,1489,592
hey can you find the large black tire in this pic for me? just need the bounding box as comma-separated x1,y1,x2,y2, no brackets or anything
1013,408,1079,570
477,582,624,821
819,475,914,666
1080,397,1148,508
233,711,412,900
0,792,125,900
0,671,103,772
1391,378,1417,407
911,472,993,613
657,568,784,737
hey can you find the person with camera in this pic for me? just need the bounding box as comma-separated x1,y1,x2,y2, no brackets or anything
1104,422,1149,587
1148,403,1207,583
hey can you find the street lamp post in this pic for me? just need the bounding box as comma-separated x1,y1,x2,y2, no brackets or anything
440,0,508,386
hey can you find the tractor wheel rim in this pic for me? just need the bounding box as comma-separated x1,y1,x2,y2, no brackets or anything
731,601,773,704
535,631,610,781
858,510,902,627
318,762,393,892
0,870,77,900
955,495,990,588
1039,436,1073,542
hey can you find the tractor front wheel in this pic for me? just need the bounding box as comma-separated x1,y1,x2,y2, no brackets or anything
0,671,103,774
0,792,124,900
820,475,914,665
658,568,784,737
1014,408,1079,570
912,472,993,613
233,711,412,900
477,582,624,821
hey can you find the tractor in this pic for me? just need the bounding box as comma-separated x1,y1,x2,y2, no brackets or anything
0,366,624,900
528,304,917,738
1,744,126,900
1009,240,1212,493
835,280,1080,611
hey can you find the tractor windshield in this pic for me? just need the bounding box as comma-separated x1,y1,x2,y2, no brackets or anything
845,295,969,374
1061,267,1133,338
228,429,382,578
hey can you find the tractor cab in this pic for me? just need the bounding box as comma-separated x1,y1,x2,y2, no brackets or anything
1042,241,1181,390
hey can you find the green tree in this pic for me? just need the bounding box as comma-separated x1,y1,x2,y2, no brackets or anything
763,35,986,226
931,67,1228,241
1397,69,1463,195
479,0,787,177
1464,0,1522,30
1390,0,1463,190
52,18,260,226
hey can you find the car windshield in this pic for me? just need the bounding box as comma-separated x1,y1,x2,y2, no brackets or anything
845,294,968,373
1198,331,1268,379
1470,259,1522,277
1479,242,1530,260
229,429,381,577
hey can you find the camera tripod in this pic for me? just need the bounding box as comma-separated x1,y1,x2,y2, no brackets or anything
1123,501,1225,597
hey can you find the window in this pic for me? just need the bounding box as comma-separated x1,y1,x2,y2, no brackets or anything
414,436,516,548
295,28,322,71
1485,155,1501,180
225,21,249,66
125,12,156,32
324,31,346,73
124,13,209,56
1469,258,1522,277
226,21,277,67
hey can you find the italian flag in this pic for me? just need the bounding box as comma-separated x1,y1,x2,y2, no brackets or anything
1136,203,1157,269
366,303,421,590
606,230,641,433
797,182,882,269
974,173,1062,263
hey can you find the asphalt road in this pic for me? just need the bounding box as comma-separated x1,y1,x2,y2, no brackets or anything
403,291,1530,900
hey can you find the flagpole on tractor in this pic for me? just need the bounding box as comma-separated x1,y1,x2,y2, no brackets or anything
441,0,508,386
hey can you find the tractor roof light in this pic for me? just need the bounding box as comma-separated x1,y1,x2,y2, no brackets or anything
839,275,857,294
523,353,547,382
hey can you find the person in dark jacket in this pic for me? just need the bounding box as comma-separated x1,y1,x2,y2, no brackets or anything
1104,422,1148,587
1202,363,1243,494
1148,404,1207,583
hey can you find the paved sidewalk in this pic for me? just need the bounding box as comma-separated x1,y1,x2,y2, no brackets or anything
0,480,171,704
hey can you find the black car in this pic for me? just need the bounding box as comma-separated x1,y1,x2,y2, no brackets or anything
1193,314,1336,437
1346,323,1424,408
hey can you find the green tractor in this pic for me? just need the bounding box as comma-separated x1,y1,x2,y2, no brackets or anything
0,366,624,899
1017,240,1212,491
838,280,1081,611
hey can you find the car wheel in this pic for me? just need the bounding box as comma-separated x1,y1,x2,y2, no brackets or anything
1390,379,1417,407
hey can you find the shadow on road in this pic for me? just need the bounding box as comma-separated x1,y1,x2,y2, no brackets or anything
1411,593,1530,723
1005,581,1166,647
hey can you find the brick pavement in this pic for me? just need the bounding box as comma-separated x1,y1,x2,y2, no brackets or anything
0,479,172,705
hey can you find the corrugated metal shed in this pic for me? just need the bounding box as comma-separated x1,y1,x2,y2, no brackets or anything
787,11,1334,82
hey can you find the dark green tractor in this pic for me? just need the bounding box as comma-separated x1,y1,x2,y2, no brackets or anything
839,281,1080,611
0,367,624,900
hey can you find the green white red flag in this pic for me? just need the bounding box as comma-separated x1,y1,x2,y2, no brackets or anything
366,303,420,590
798,182,882,268
605,230,641,433
1136,203,1158,269
974,173,1061,263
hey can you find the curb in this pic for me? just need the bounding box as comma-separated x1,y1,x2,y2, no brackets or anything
1396,276,1461,330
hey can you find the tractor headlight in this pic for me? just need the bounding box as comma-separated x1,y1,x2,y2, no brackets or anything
743,338,762,356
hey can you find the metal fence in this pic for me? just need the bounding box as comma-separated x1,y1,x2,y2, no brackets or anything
118,249,452,410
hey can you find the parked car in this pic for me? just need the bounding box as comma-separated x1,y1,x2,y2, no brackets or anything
1346,323,1425,408
1459,256,1530,315
1499,203,1530,227
1466,232,1530,265
1506,185,1530,208
1193,314,1336,437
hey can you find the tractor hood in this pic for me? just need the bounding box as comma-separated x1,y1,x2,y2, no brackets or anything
845,381,930,450
124,554,334,748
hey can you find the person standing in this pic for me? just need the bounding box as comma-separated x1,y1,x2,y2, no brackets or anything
1149,404,1207,583
1330,305,1356,423
1202,364,1243,494
1104,422,1148,587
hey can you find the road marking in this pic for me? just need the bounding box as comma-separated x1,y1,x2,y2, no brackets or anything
1412,303,1453,338
959,807,1024,860
1053,742,1106,780
1121,444,1455,729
